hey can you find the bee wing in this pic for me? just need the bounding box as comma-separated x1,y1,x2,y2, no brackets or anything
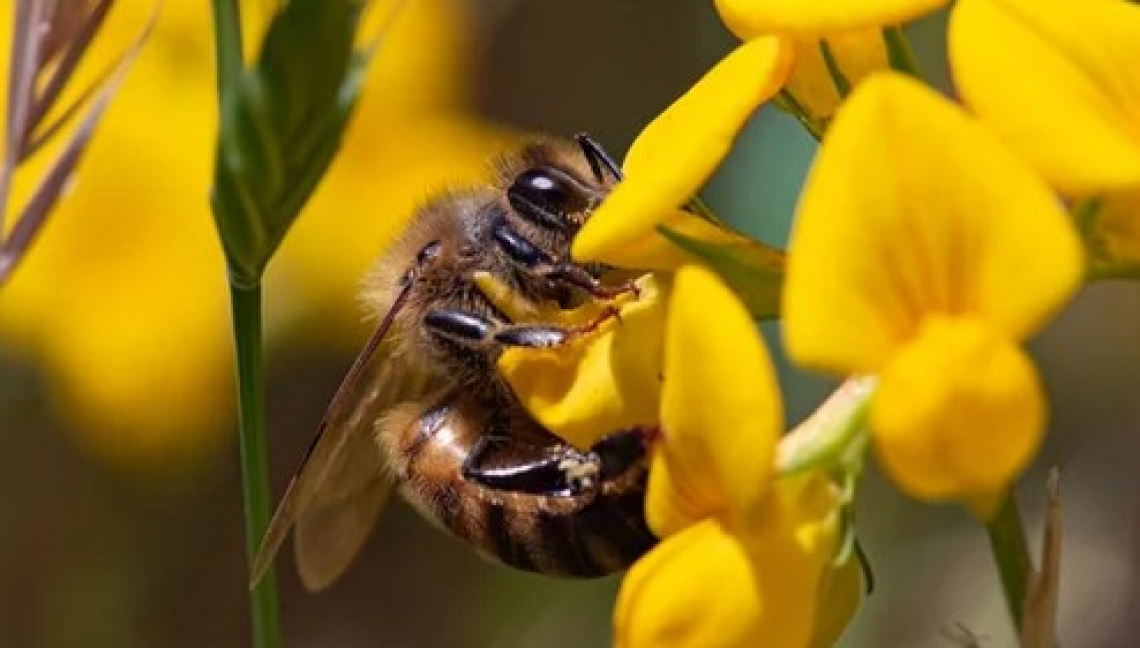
250,284,433,591
291,350,435,591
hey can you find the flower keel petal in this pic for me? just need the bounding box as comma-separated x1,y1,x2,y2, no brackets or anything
871,315,1045,504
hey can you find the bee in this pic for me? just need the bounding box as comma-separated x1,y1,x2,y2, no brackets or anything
251,134,658,591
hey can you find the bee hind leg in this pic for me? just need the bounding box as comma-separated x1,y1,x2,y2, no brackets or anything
462,435,600,496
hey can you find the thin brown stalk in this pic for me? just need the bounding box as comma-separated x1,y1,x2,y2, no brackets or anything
1022,469,1063,648
0,0,155,288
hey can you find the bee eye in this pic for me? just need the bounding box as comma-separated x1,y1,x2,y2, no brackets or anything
508,167,591,229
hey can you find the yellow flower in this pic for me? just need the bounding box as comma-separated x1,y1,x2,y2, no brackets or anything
0,0,510,468
497,263,855,647
949,0,1140,196
612,266,851,648
572,38,793,269
784,72,1082,510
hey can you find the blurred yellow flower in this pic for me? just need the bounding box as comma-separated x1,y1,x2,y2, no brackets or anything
784,73,1082,510
0,0,511,469
950,0,1140,276
950,0,1140,196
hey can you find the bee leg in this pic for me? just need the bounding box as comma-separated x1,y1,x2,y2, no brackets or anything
462,435,600,496
424,306,621,349
492,305,621,347
538,264,639,300
590,429,653,480
492,219,637,300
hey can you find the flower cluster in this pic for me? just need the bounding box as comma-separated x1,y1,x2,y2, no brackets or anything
497,0,1140,645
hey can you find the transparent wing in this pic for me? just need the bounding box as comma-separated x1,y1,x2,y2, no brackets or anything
250,285,434,591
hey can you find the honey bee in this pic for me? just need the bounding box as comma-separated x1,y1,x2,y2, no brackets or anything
251,134,657,591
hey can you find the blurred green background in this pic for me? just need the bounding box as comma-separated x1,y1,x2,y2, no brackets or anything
2,1,1139,647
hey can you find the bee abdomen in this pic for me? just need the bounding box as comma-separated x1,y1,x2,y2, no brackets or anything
456,481,656,577
396,400,657,577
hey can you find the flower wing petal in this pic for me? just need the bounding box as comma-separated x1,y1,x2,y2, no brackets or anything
785,73,1081,375
573,38,793,266
648,265,781,536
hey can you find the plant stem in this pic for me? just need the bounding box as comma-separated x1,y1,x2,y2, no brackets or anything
882,26,920,77
229,283,281,648
776,376,876,476
211,0,244,106
985,493,1034,634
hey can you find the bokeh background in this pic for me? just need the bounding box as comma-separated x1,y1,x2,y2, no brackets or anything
2,1,1139,647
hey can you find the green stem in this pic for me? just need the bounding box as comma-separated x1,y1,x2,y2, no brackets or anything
882,26,920,77
776,376,876,476
211,0,244,106
818,40,852,98
985,493,1033,633
229,283,281,648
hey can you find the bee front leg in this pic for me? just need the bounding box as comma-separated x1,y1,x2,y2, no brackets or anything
492,219,638,300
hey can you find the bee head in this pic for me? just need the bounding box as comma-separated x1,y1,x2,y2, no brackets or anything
507,164,602,233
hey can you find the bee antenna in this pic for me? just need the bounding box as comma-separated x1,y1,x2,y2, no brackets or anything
575,132,624,183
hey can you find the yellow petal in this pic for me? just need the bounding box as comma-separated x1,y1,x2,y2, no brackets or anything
648,265,781,536
950,0,1140,195
871,315,1045,503
573,38,793,266
581,208,766,272
783,31,890,134
785,72,1081,375
496,274,666,450
716,0,949,37
616,521,770,648
618,476,845,648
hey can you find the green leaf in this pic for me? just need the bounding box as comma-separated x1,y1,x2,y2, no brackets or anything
657,224,786,319
211,0,371,287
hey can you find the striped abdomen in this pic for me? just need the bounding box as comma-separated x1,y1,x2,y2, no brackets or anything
390,396,657,577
